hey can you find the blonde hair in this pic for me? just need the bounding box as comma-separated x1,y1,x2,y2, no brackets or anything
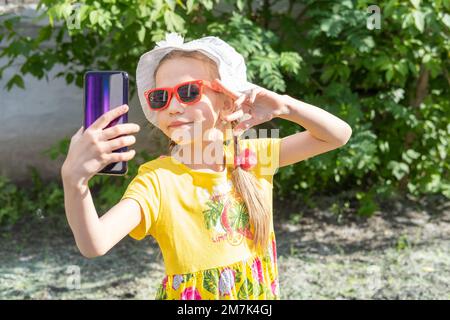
154,50,271,254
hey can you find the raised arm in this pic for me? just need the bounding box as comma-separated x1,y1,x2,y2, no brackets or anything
61,175,142,258
61,104,142,258
211,79,352,168
277,94,352,167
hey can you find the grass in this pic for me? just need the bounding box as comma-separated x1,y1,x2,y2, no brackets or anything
0,193,449,299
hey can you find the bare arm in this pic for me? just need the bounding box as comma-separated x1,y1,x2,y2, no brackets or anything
278,94,353,167
61,172,141,258
212,79,352,168
61,104,142,258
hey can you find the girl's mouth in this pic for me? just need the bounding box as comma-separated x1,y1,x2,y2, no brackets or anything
168,121,194,128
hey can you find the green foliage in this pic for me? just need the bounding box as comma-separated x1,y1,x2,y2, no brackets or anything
0,137,155,227
0,0,449,223
0,176,23,226
0,167,65,226
396,234,411,251
271,0,449,215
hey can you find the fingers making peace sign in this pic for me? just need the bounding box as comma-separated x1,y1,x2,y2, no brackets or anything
212,78,290,136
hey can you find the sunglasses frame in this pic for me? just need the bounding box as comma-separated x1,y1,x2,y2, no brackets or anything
144,79,220,111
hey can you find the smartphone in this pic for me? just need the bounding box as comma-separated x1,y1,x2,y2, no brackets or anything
83,71,129,176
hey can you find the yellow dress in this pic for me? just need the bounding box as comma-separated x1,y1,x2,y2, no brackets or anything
121,138,281,300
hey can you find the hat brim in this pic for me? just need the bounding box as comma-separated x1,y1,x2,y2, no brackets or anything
136,39,259,128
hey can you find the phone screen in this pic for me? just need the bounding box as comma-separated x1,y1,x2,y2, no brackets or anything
84,71,129,176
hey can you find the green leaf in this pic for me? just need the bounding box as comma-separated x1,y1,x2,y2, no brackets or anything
77,5,90,23
186,0,195,14
442,183,450,199
238,278,253,299
236,0,245,12
385,68,394,82
279,52,302,74
395,60,409,77
200,0,214,10
165,0,176,11
413,10,425,32
441,13,450,29
402,13,414,29
89,10,99,25
36,26,52,43
410,0,421,9
321,66,335,83
203,201,223,229
5,74,25,90
4,16,20,31
444,0,450,10
164,10,185,31
61,3,74,20
406,149,420,160
50,4,63,20
202,269,219,294
65,73,74,85
388,161,410,180
234,269,242,283
137,25,146,43
357,193,379,217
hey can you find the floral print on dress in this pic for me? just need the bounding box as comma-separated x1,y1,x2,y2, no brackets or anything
180,287,202,300
154,232,279,300
251,258,264,283
218,268,236,296
202,180,254,246
172,274,184,290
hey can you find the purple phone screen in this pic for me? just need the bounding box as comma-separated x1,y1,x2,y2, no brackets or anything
84,71,129,175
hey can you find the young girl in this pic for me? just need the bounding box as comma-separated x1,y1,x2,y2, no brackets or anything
61,33,352,300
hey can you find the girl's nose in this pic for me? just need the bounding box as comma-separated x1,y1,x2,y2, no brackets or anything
167,97,184,114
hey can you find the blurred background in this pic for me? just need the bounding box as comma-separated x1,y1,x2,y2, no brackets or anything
0,0,449,299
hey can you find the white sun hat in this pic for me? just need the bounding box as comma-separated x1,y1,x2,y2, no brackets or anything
136,32,259,127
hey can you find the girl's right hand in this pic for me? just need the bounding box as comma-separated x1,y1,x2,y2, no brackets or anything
61,104,140,185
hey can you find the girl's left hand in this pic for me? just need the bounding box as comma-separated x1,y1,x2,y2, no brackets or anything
212,78,290,136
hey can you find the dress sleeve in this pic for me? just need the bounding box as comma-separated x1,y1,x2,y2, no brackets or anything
245,138,282,177
120,164,161,240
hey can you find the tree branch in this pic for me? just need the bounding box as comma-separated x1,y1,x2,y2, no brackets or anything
411,63,429,108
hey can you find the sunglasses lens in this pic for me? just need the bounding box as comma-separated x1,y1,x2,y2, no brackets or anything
178,83,200,102
148,90,169,109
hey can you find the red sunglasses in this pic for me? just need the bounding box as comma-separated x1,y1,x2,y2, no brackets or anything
144,79,221,111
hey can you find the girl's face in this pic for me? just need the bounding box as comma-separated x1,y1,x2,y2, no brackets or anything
154,57,232,145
